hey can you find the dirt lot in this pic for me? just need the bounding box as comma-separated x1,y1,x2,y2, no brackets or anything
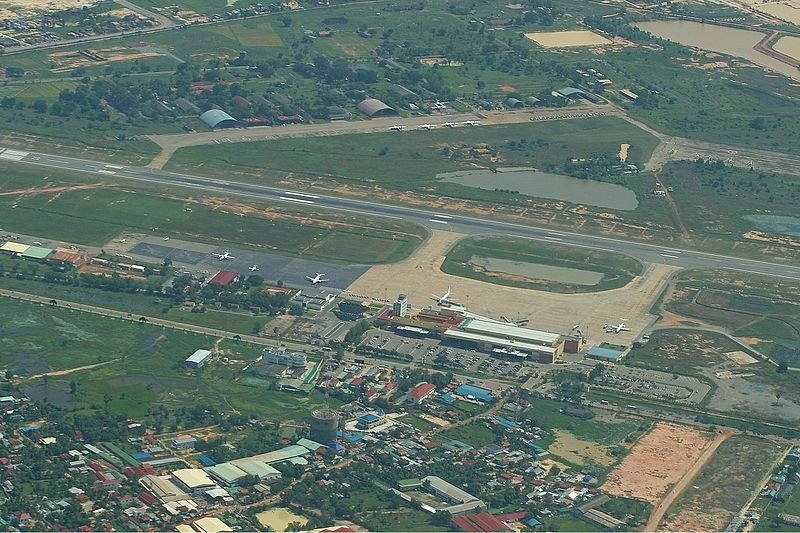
602,422,715,504
346,230,677,344
0,0,97,18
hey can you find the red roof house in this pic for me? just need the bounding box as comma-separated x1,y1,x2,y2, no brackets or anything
208,270,239,286
407,382,436,403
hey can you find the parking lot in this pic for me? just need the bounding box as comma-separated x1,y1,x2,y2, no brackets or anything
359,329,523,378
577,362,711,405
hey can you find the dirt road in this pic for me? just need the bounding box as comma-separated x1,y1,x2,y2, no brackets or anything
645,429,735,532
25,358,121,380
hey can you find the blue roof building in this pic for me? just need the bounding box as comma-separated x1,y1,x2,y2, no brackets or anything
198,454,217,467
586,346,624,362
455,384,493,402
438,392,455,405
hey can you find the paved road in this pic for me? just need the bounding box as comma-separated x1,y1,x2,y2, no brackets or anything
3,146,800,279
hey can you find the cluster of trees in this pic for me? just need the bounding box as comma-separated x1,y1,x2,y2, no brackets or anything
563,153,627,179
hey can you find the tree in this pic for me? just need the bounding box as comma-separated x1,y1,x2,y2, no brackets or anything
289,303,304,316
32,99,47,113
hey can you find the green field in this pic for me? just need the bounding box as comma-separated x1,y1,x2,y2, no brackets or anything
2,296,324,421
441,236,643,293
440,421,497,448
665,436,786,531
662,270,800,360
167,117,659,189
626,329,743,377
0,162,426,264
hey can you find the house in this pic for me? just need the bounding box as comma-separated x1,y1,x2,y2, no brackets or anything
407,382,436,403
207,270,239,286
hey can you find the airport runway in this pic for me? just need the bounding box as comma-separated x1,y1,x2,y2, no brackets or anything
3,146,800,280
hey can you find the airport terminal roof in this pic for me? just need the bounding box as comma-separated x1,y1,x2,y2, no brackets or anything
0,242,29,254
357,98,397,117
199,109,238,128
21,246,53,259
443,329,557,355
458,318,561,346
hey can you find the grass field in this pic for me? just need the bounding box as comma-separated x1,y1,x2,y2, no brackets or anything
0,162,426,264
663,270,800,360
402,414,437,432
441,236,643,293
166,117,659,189
440,421,497,448
2,296,325,420
626,329,742,377
665,435,786,532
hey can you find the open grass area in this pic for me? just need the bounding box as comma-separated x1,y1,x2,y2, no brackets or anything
541,515,604,532
660,160,800,258
441,236,643,293
2,296,325,420
440,421,498,448
626,329,743,377
526,398,645,447
663,270,800,360
665,435,786,532
402,414,437,432
167,117,659,188
0,162,426,264
359,508,450,532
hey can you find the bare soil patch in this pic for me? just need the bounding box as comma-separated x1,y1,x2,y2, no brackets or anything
602,422,714,504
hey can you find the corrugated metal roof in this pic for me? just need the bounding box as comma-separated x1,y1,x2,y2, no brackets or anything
0,242,29,254
21,246,53,259
459,319,560,345
186,349,212,363
443,329,557,354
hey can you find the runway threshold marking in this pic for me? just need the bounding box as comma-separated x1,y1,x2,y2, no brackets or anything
105,164,124,169
97,170,116,175
279,196,315,204
433,214,453,219
283,191,320,199
660,254,679,259
662,249,683,254
429,219,449,225
544,236,563,241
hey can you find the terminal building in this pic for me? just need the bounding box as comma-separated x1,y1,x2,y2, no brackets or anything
263,348,307,368
443,318,564,363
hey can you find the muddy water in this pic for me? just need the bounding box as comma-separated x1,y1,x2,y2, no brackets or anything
636,20,800,81
438,169,638,210
469,256,604,285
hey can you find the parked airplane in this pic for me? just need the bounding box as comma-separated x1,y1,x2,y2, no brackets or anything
432,287,453,304
418,124,433,130
389,125,404,131
603,320,629,334
212,250,235,261
463,120,480,126
249,265,260,272
306,272,329,284
442,122,457,128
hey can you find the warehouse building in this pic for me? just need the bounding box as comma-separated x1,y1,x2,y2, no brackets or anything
455,384,493,403
586,346,624,362
199,109,238,129
171,468,217,495
422,475,485,514
185,349,212,369
357,98,397,117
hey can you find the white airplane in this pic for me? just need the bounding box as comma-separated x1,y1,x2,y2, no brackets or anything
463,120,480,126
212,250,235,261
249,265,260,272
442,122,457,128
603,320,630,334
432,287,453,304
389,125,404,131
418,124,433,130
306,272,329,284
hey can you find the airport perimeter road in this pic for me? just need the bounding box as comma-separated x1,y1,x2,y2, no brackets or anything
4,147,800,280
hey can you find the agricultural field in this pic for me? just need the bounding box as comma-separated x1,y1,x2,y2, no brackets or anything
0,162,426,263
2,296,326,421
663,435,787,532
441,236,643,293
